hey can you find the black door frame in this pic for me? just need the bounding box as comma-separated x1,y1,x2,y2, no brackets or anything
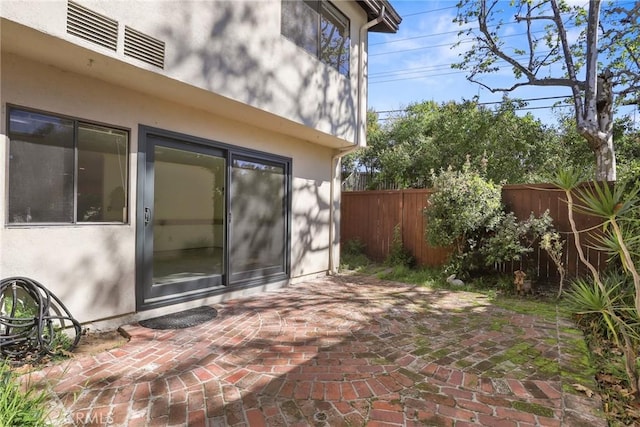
135,125,292,311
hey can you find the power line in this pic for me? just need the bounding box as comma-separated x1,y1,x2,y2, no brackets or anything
370,19,525,47
370,68,474,84
376,104,570,121
369,51,558,83
369,50,555,78
370,39,473,57
374,0,636,49
402,5,458,18
373,96,571,116
370,28,468,47
370,24,574,57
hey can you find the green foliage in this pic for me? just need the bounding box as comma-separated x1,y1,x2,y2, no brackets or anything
574,180,640,293
0,363,50,426
555,167,640,396
480,211,554,267
564,277,632,345
342,239,365,257
351,99,581,189
425,160,559,277
385,225,415,268
1,295,75,360
545,113,596,178
615,121,640,187
425,160,505,276
340,239,371,271
425,161,502,252
377,265,445,288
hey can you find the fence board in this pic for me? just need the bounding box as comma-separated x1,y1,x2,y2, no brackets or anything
341,183,609,280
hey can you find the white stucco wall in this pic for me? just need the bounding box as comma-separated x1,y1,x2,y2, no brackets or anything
0,0,366,145
0,53,333,324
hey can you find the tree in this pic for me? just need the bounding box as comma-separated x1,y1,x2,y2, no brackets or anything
454,0,640,181
355,99,566,189
341,110,386,187
611,117,640,186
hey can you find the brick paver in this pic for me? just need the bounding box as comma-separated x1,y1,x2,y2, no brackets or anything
30,275,605,426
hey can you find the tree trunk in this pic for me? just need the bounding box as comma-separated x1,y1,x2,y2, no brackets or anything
579,70,616,182
594,134,617,181
594,70,616,181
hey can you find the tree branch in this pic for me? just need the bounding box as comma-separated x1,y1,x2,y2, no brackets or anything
514,15,556,21
476,1,538,83
580,0,602,129
468,75,582,93
549,0,584,125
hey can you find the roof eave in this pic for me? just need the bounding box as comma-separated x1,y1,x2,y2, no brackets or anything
357,0,402,33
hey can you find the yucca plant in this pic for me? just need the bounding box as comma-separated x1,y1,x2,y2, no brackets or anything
565,276,640,345
574,181,640,315
552,168,640,396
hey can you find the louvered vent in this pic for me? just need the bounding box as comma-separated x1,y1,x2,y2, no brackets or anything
67,1,118,51
124,26,165,69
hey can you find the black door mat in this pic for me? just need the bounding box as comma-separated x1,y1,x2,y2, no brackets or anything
139,306,218,330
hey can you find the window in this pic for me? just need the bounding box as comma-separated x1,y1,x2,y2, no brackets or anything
281,0,350,76
229,156,288,281
8,107,129,224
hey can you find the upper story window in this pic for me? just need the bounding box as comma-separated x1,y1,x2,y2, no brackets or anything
7,107,129,224
281,1,350,77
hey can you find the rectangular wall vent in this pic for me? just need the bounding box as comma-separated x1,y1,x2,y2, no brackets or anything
67,1,118,51
124,26,165,69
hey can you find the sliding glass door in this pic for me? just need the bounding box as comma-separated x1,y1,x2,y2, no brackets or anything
137,128,290,310
229,156,288,283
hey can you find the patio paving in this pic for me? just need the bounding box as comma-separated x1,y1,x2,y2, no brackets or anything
30,274,606,426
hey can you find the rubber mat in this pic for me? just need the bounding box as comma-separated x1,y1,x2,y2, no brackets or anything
138,306,218,329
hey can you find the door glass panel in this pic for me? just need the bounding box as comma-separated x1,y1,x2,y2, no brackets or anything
230,158,286,279
153,146,225,285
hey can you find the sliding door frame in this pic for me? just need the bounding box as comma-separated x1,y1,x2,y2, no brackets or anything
136,125,292,310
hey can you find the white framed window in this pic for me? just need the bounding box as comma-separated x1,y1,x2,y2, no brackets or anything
7,107,129,224
281,0,350,77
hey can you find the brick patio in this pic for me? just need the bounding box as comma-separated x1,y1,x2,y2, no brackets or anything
29,275,605,426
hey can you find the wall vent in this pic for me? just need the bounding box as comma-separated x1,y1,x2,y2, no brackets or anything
67,1,118,51
124,26,165,69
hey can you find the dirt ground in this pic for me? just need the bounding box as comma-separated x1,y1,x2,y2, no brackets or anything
72,328,130,356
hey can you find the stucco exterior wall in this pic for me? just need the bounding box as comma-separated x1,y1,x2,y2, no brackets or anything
0,0,366,145
0,53,333,324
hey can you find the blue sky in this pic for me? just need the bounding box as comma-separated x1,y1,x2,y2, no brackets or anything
366,1,638,126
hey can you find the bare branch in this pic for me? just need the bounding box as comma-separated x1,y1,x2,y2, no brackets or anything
467,76,531,93
476,1,538,83
524,4,536,70
468,75,581,93
549,0,584,124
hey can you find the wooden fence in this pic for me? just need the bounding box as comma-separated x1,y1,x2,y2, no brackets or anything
340,183,607,280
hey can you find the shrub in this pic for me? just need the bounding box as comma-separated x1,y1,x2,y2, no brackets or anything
342,239,366,257
340,239,371,271
425,161,503,276
385,224,415,267
480,210,555,267
425,161,502,255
